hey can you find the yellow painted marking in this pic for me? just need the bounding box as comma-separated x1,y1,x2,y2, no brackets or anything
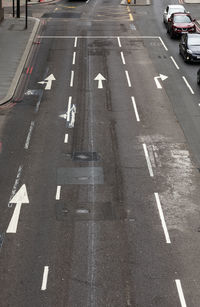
127,7,131,12
129,13,133,21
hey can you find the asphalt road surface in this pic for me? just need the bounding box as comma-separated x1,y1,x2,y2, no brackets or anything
1,0,200,306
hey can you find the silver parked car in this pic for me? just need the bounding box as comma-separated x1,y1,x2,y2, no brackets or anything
163,4,186,24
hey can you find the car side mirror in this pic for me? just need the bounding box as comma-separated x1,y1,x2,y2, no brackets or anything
193,18,196,22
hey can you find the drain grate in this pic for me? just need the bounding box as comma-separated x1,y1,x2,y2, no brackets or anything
72,152,99,161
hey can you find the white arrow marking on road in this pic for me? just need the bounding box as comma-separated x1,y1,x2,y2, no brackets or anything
154,74,168,89
7,184,29,233
94,73,106,89
38,74,56,90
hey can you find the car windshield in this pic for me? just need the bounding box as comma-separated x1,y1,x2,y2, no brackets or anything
188,38,200,46
169,8,184,14
174,15,192,23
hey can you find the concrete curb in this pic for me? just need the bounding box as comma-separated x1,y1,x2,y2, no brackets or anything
0,17,40,105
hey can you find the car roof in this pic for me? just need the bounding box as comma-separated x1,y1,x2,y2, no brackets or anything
167,5,184,8
187,33,200,37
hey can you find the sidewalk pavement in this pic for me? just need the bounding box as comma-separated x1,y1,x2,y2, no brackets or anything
0,17,40,104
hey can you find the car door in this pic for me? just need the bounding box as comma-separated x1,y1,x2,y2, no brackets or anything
180,34,186,55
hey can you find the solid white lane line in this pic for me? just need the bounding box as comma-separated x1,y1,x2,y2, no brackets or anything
182,76,194,94
175,280,187,307
154,193,171,244
125,70,132,87
72,51,76,65
39,36,162,39
143,144,154,177
120,52,126,65
170,56,179,70
8,165,23,207
24,121,35,149
74,37,78,48
56,186,61,200
41,266,49,291
70,70,74,87
64,133,69,143
117,37,122,47
131,97,140,122
158,37,168,51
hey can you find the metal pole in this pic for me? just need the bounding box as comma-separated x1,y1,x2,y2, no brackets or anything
16,0,20,18
25,0,28,29
12,0,15,17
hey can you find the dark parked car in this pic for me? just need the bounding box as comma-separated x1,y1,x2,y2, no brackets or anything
197,69,200,84
179,33,200,62
167,12,196,38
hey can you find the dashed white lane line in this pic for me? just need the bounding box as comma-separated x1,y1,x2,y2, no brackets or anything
170,56,179,70
131,96,140,122
117,37,122,47
154,193,171,244
158,37,168,51
41,266,49,291
72,52,76,65
129,13,133,21
70,70,74,87
125,70,132,87
120,52,126,65
8,165,23,207
56,186,61,200
24,121,35,150
182,76,194,94
64,133,69,143
175,280,187,307
143,143,154,177
74,37,78,48
67,96,72,122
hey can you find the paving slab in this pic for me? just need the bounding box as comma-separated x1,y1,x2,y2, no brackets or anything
0,17,40,104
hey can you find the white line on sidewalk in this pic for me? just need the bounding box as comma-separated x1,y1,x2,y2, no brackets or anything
142,144,154,177
24,121,35,149
182,76,194,94
56,186,61,200
72,52,76,65
170,56,179,70
175,280,187,307
131,96,140,122
125,70,132,87
117,37,122,47
154,193,171,244
64,133,68,143
41,266,49,291
70,71,74,87
120,52,126,64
